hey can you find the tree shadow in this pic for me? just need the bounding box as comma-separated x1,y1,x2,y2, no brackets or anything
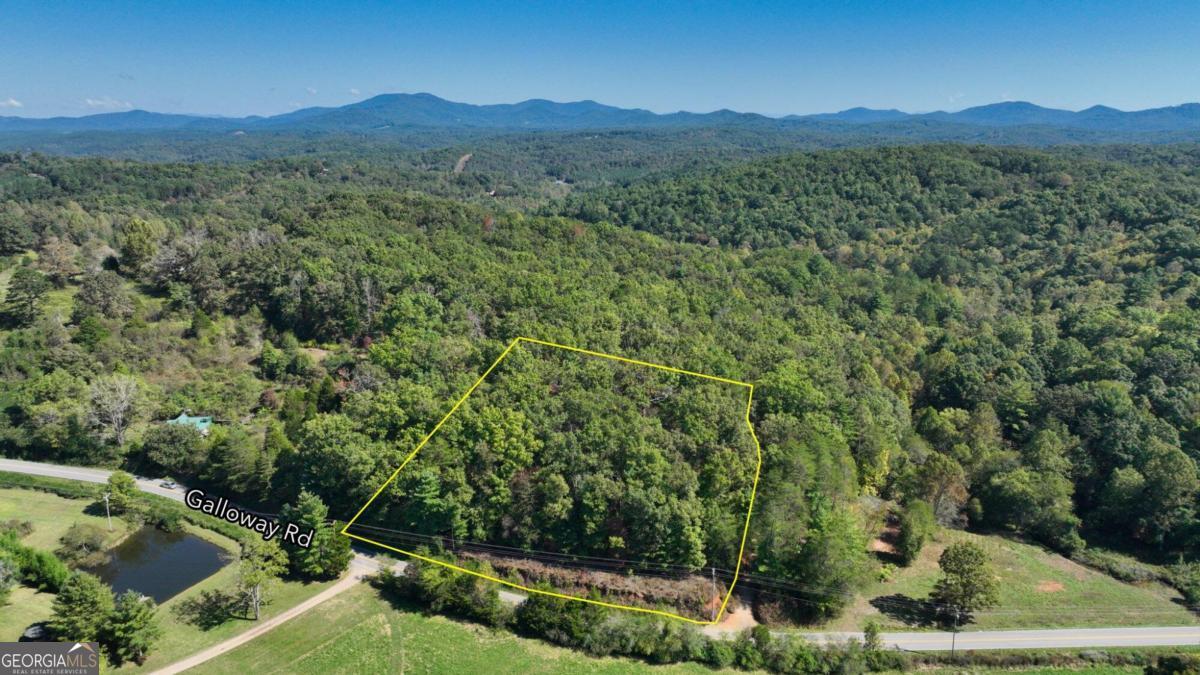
18,622,51,642
869,594,938,627
173,589,249,630
1171,597,1200,618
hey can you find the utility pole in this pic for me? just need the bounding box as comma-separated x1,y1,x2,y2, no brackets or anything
710,566,716,622
950,607,961,658
103,491,112,531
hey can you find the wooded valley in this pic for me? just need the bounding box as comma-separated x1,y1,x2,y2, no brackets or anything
2,141,1199,624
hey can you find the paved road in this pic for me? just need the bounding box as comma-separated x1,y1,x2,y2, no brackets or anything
1,458,190,502
802,627,1200,651
4,458,1199,653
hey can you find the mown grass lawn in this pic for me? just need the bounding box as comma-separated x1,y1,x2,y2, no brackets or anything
0,486,339,672
1,488,132,641
120,558,339,672
0,487,128,551
0,585,55,640
817,528,1197,632
191,583,738,675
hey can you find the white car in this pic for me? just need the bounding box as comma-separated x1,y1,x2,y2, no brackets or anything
159,480,178,489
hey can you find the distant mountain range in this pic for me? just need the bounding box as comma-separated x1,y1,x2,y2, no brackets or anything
4,93,1200,135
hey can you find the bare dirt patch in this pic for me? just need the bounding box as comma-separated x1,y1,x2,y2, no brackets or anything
1036,580,1065,593
300,347,331,363
707,598,758,634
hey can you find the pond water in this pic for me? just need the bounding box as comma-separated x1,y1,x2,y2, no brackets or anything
89,527,230,603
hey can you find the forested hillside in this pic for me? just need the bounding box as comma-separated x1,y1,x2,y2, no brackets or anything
358,340,759,572
562,145,1200,555
1,144,1198,623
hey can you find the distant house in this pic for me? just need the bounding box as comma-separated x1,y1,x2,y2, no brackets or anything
166,412,213,436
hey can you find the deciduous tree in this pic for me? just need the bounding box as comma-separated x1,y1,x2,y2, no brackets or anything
237,538,287,620
88,375,140,447
930,541,999,621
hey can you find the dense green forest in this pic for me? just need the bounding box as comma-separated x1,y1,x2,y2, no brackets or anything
561,145,1200,555
1,143,1198,622
358,341,758,571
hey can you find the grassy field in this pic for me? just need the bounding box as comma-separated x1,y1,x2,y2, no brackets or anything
0,486,340,672
818,528,1197,631
907,662,1132,667
0,486,128,551
0,487,131,640
0,585,55,641
192,584,736,675
119,548,339,672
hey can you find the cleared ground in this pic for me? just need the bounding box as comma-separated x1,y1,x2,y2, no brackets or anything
818,528,1196,631
190,583,736,674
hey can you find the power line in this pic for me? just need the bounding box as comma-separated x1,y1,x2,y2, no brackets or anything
344,523,1200,616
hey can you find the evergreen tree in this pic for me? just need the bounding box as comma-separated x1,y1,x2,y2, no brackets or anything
50,571,114,641
105,591,163,664
896,500,935,565
4,267,50,326
118,217,164,275
279,490,353,579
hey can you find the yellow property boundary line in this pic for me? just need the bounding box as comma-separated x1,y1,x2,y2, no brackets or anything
342,336,763,625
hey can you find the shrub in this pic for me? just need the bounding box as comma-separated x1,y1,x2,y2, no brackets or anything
514,585,603,647
703,639,735,668
1,519,34,537
761,634,821,674
21,548,71,592
732,630,764,670
877,562,897,583
1146,654,1200,675
143,503,185,533
377,554,509,627
0,533,70,593
1169,562,1200,605
1071,548,1164,585
56,523,110,567
0,552,16,605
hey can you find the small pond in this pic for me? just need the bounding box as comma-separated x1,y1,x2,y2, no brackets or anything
88,527,230,603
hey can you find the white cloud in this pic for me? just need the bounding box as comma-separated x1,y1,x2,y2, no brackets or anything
0,97,22,108
305,87,317,95
85,96,133,110
349,88,360,96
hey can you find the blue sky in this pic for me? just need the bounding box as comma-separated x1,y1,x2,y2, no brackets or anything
2,0,1198,118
